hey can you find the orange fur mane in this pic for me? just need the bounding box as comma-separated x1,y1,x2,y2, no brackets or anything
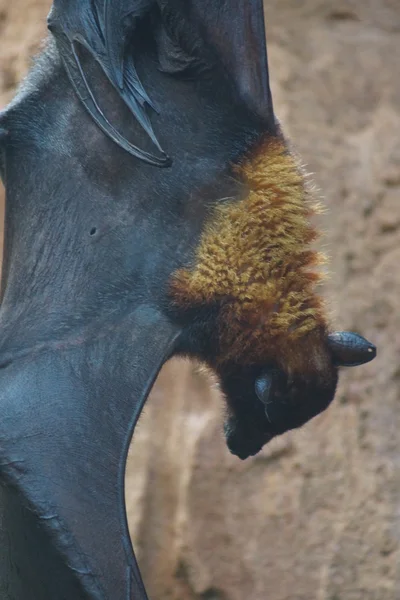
170,136,329,374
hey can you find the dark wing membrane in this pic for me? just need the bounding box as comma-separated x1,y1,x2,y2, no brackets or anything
188,0,274,123
0,307,180,599
48,0,171,167
104,0,152,90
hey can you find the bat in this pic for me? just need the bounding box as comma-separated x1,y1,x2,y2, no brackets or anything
0,0,376,598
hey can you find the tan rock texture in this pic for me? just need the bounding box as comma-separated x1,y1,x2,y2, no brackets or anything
0,1,399,599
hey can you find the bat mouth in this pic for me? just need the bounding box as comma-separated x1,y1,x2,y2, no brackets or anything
223,387,333,461
223,377,335,460
224,414,276,460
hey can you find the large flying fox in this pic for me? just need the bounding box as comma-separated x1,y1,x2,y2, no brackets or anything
0,0,376,598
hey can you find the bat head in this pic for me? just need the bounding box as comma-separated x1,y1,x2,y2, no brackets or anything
221,331,376,459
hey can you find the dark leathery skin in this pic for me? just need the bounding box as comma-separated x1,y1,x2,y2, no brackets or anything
327,331,377,367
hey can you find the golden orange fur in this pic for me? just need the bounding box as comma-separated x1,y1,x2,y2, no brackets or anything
170,136,329,374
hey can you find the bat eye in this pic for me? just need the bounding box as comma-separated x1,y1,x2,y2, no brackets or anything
255,369,287,403
255,369,289,426
255,372,274,405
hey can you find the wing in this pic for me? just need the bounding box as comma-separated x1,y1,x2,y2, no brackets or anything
158,0,274,124
190,0,274,123
0,307,180,599
47,0,171,167
47,0,276,166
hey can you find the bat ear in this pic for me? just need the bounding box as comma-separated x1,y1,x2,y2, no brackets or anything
188,0,274,124
327,331,376,367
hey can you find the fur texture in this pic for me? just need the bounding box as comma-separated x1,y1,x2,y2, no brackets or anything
170,135,329,375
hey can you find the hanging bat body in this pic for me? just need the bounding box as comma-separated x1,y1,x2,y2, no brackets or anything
0,0,376,598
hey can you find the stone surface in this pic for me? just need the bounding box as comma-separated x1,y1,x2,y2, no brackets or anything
0,1,399,599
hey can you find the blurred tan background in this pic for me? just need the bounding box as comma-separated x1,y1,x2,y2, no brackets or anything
1,1,399,599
